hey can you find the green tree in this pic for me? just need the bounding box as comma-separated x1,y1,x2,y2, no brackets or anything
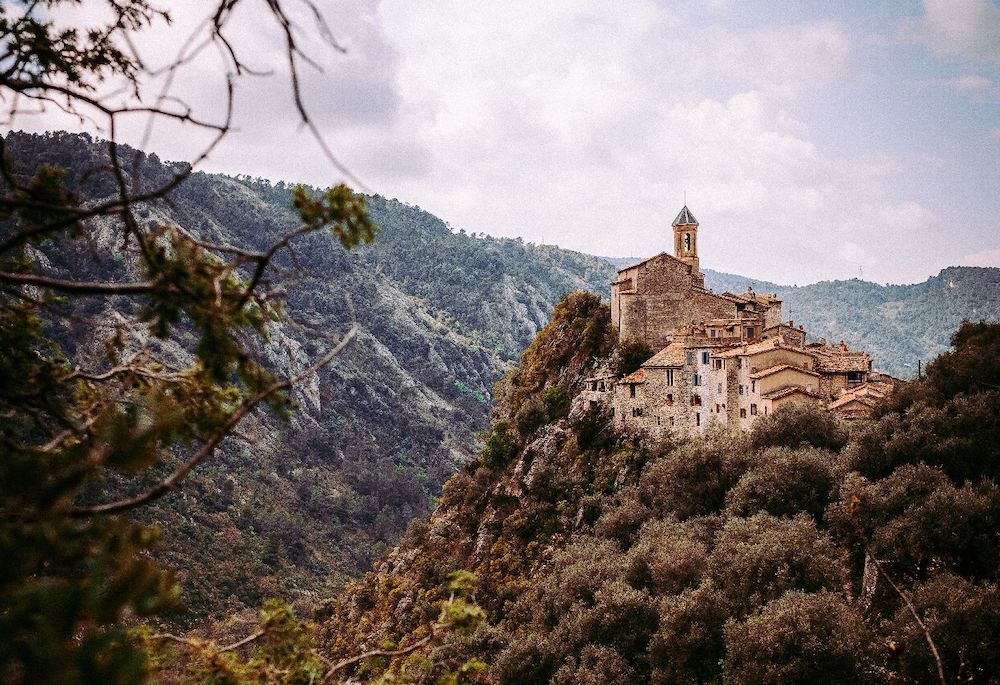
0,2,375,682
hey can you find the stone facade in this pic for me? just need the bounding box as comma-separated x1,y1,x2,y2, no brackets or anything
598,204,886,439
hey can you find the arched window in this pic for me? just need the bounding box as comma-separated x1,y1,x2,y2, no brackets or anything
683,233,691,252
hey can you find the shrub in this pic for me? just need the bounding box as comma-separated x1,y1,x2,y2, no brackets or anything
612,338,652,377
480,421,519,469
725,446,840,522
749,401,848,452
723,591,871,685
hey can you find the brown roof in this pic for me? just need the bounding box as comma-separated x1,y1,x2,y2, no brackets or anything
812,347,871,373
828,393,878,410
643,341,687,368
621,368,647,384
751,364,820,380
616,251,693,274
762,386,824,401
716,338,814,359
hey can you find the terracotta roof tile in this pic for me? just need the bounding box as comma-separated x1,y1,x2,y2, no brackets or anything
643,342,687,367
751,364,820,380
621,368,646,384
761,386,824,401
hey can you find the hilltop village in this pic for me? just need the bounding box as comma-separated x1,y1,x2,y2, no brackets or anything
583,206,900,437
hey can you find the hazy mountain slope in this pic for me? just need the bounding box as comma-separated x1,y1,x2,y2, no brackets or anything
2,131,615,623
702,266,1000,377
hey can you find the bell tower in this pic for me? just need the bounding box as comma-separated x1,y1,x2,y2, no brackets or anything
672,204,700,274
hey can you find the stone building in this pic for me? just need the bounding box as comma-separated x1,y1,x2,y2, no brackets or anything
584,204,885,438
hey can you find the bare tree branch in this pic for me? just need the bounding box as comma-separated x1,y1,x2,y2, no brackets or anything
70,323,357,517
867,552,947,685
0,270,155,294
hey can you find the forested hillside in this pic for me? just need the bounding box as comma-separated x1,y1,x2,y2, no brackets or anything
318,299,1000,685
1,131,615,623
7,129,997,628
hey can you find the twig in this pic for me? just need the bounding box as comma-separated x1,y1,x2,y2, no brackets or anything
0,271,156,294
867,552,947,685
322,625,436,683
220,629,266,653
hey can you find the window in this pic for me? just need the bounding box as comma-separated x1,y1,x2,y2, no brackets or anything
630,385,636,398
686,352,695,365
701,351,710,365
746,326,755,338
713,359,724,370
740,408,747,418
847,371,864,385
709,329,717,338
611,407,615,417
696,412,701,426
666,369,675,386
684,233,691,251
632,407,643,417
666,393,674,405
739,384,744,396
656,416,661,426
717,383,723,394
670,417,675,426
715,403,721,413
693,374,703,386
691,394,702,406
764,406,768,415
751,403,758,416
751,380,756,393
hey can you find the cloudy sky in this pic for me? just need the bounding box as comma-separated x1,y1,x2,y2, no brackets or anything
10,0,1000,285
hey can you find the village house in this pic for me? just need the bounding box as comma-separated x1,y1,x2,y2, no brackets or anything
582,205,887,438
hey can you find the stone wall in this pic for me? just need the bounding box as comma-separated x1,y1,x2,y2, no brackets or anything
612,254,736,352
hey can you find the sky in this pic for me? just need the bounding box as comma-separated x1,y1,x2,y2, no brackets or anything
7,0,1000,285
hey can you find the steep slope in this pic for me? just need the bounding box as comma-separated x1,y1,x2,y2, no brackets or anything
1,131,616,622
318,309,1000,685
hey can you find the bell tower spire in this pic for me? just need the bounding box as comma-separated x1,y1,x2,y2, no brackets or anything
672,204,700,275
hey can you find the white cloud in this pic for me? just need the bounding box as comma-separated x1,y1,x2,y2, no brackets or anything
876,201,937,232
707,22,852,99
961,248,1000,267
907,0,1000,60
950,74,995,91
838,241,872,265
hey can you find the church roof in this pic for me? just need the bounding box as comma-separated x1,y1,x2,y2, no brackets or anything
672,205,699,226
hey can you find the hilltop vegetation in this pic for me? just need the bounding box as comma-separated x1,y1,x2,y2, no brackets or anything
318,303,1000,685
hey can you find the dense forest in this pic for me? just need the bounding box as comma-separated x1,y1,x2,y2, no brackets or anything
317,296,1000,685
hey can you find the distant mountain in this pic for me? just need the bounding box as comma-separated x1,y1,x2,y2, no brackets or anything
2,131,616,623
700,267,1000,378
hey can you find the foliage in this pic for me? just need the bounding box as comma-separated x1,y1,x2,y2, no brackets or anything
611,338,652,377
479,421,519,470
0,2,379,682
749,401,848,452
321,321,1000,685
722,591,872,685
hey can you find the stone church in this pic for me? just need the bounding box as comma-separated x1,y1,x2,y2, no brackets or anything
585,206,895,438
